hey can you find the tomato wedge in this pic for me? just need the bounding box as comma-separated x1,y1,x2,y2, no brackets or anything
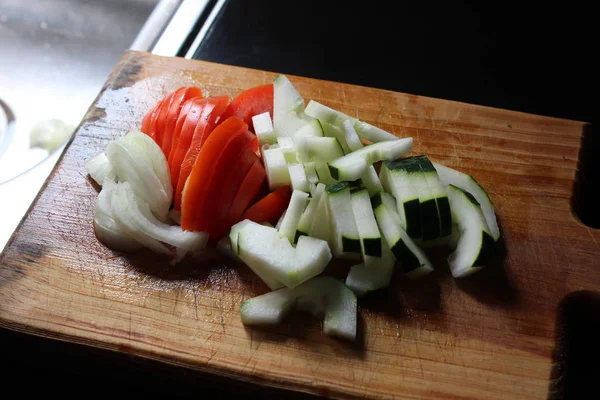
181,117,253,232
219,157,266,234
220,84,273,130
161,87,203,157
241,185,292,226
169,96,229,209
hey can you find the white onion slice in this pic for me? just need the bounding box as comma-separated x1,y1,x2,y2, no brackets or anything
110,182,172,255
84,152,116,186
116,182,207,252
93,179,141,252
106,139,170,220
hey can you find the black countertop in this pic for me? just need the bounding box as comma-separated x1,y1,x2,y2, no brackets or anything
3,1,598,397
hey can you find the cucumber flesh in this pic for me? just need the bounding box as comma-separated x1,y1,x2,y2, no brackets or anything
276,137,298,163
314,161,338,184
288,163,309,193
379,160,420,238
252,112,277,146
278,190,309,244
273,75,313,137
303,162,320,184
341,119,364,152
230,220,284,290
321,121,352,154
350,187,381,257
361,166,383,197
416,156,452,238
433,162,500,241
328,138,412,181
262,145,291,190
295,136,344,163
309,187,334,247
446,185,495,277
304,100,398,143
293,118,324,138
325,182,361,257
237,221,331,288
346,238,395,296
241,276,357,340
371,191,434,279
296,183,325,240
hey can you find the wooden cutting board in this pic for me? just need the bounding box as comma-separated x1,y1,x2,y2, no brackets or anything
1,50,598,399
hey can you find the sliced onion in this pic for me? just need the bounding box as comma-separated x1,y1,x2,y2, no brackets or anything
120,131,172,200
106,139,170,220
93,179,141,252
84,152,116,186
110,182,172,255
116,182,207,252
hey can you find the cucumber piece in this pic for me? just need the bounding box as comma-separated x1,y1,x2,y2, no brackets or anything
346,238,395,296
276,137,298,163
304,100,398,143
262,145,291,190
273,75,312,137
295,136,344,163
371,191,434,279
350,187,381,257
361,166,383,197
433,162,500,241
230,220,284,290
288,163,309,193
309,187,334,246
341,119,364,152
237,221,332,288
379,160,420,238
293,118,324,138
325,182,361,257
321,121,352,154
314,161,338,184
446,185,495,277
296,183,325,240
251,112,276,146
241,276,356,340
303,162,320,184
416,156,452,238
328,138,412,181
278,190,309,244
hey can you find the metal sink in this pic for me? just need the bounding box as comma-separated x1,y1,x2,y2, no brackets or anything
0,0,163,252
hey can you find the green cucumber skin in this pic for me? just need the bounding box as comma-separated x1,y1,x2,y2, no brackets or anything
474,231,495,266
436,196,452,237
363,237,382,257
328,165,340,181
403,199,421,238
390,240,421,273
342,236,362,253
420,198,440,240
325,181,349,194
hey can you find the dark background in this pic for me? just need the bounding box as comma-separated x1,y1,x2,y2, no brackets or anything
2,1,597,398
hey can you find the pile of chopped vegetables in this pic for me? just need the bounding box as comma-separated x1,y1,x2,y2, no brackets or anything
85,75,500,341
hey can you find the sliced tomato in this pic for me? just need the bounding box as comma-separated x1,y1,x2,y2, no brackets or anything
144,98,165,140
173,96,229,210
168,97,195,171
161,87,203,157
220,84,273,130
181,117,251,232
152,92,176,147
219,157,266,234
141,98,163,135
241,185,292,226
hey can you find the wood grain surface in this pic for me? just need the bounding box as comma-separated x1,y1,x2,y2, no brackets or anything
1,51,599,399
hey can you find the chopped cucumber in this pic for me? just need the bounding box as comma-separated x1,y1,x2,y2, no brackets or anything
288,163,309,193
379,159,420,238
237,221,331,288
296,183,325,240
328,138,412,181
276,137,298,163
304,100,398,143
278,190,309,244
262,145,290,190
241,276,357,340
309,187,334,246
350,187,381,257
293,118,324,138
371,191,434,279
416,156,452,238
314,161,337,184
361,166,383,197
346,238,395,296
252,112,276,146
303,162,320,184
325,182,361,257
273,75,313,137
446,185,495,277
341,119,364,152
230,220,284,290
295,136,344,163
433,162,500,241
321,121,352,154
